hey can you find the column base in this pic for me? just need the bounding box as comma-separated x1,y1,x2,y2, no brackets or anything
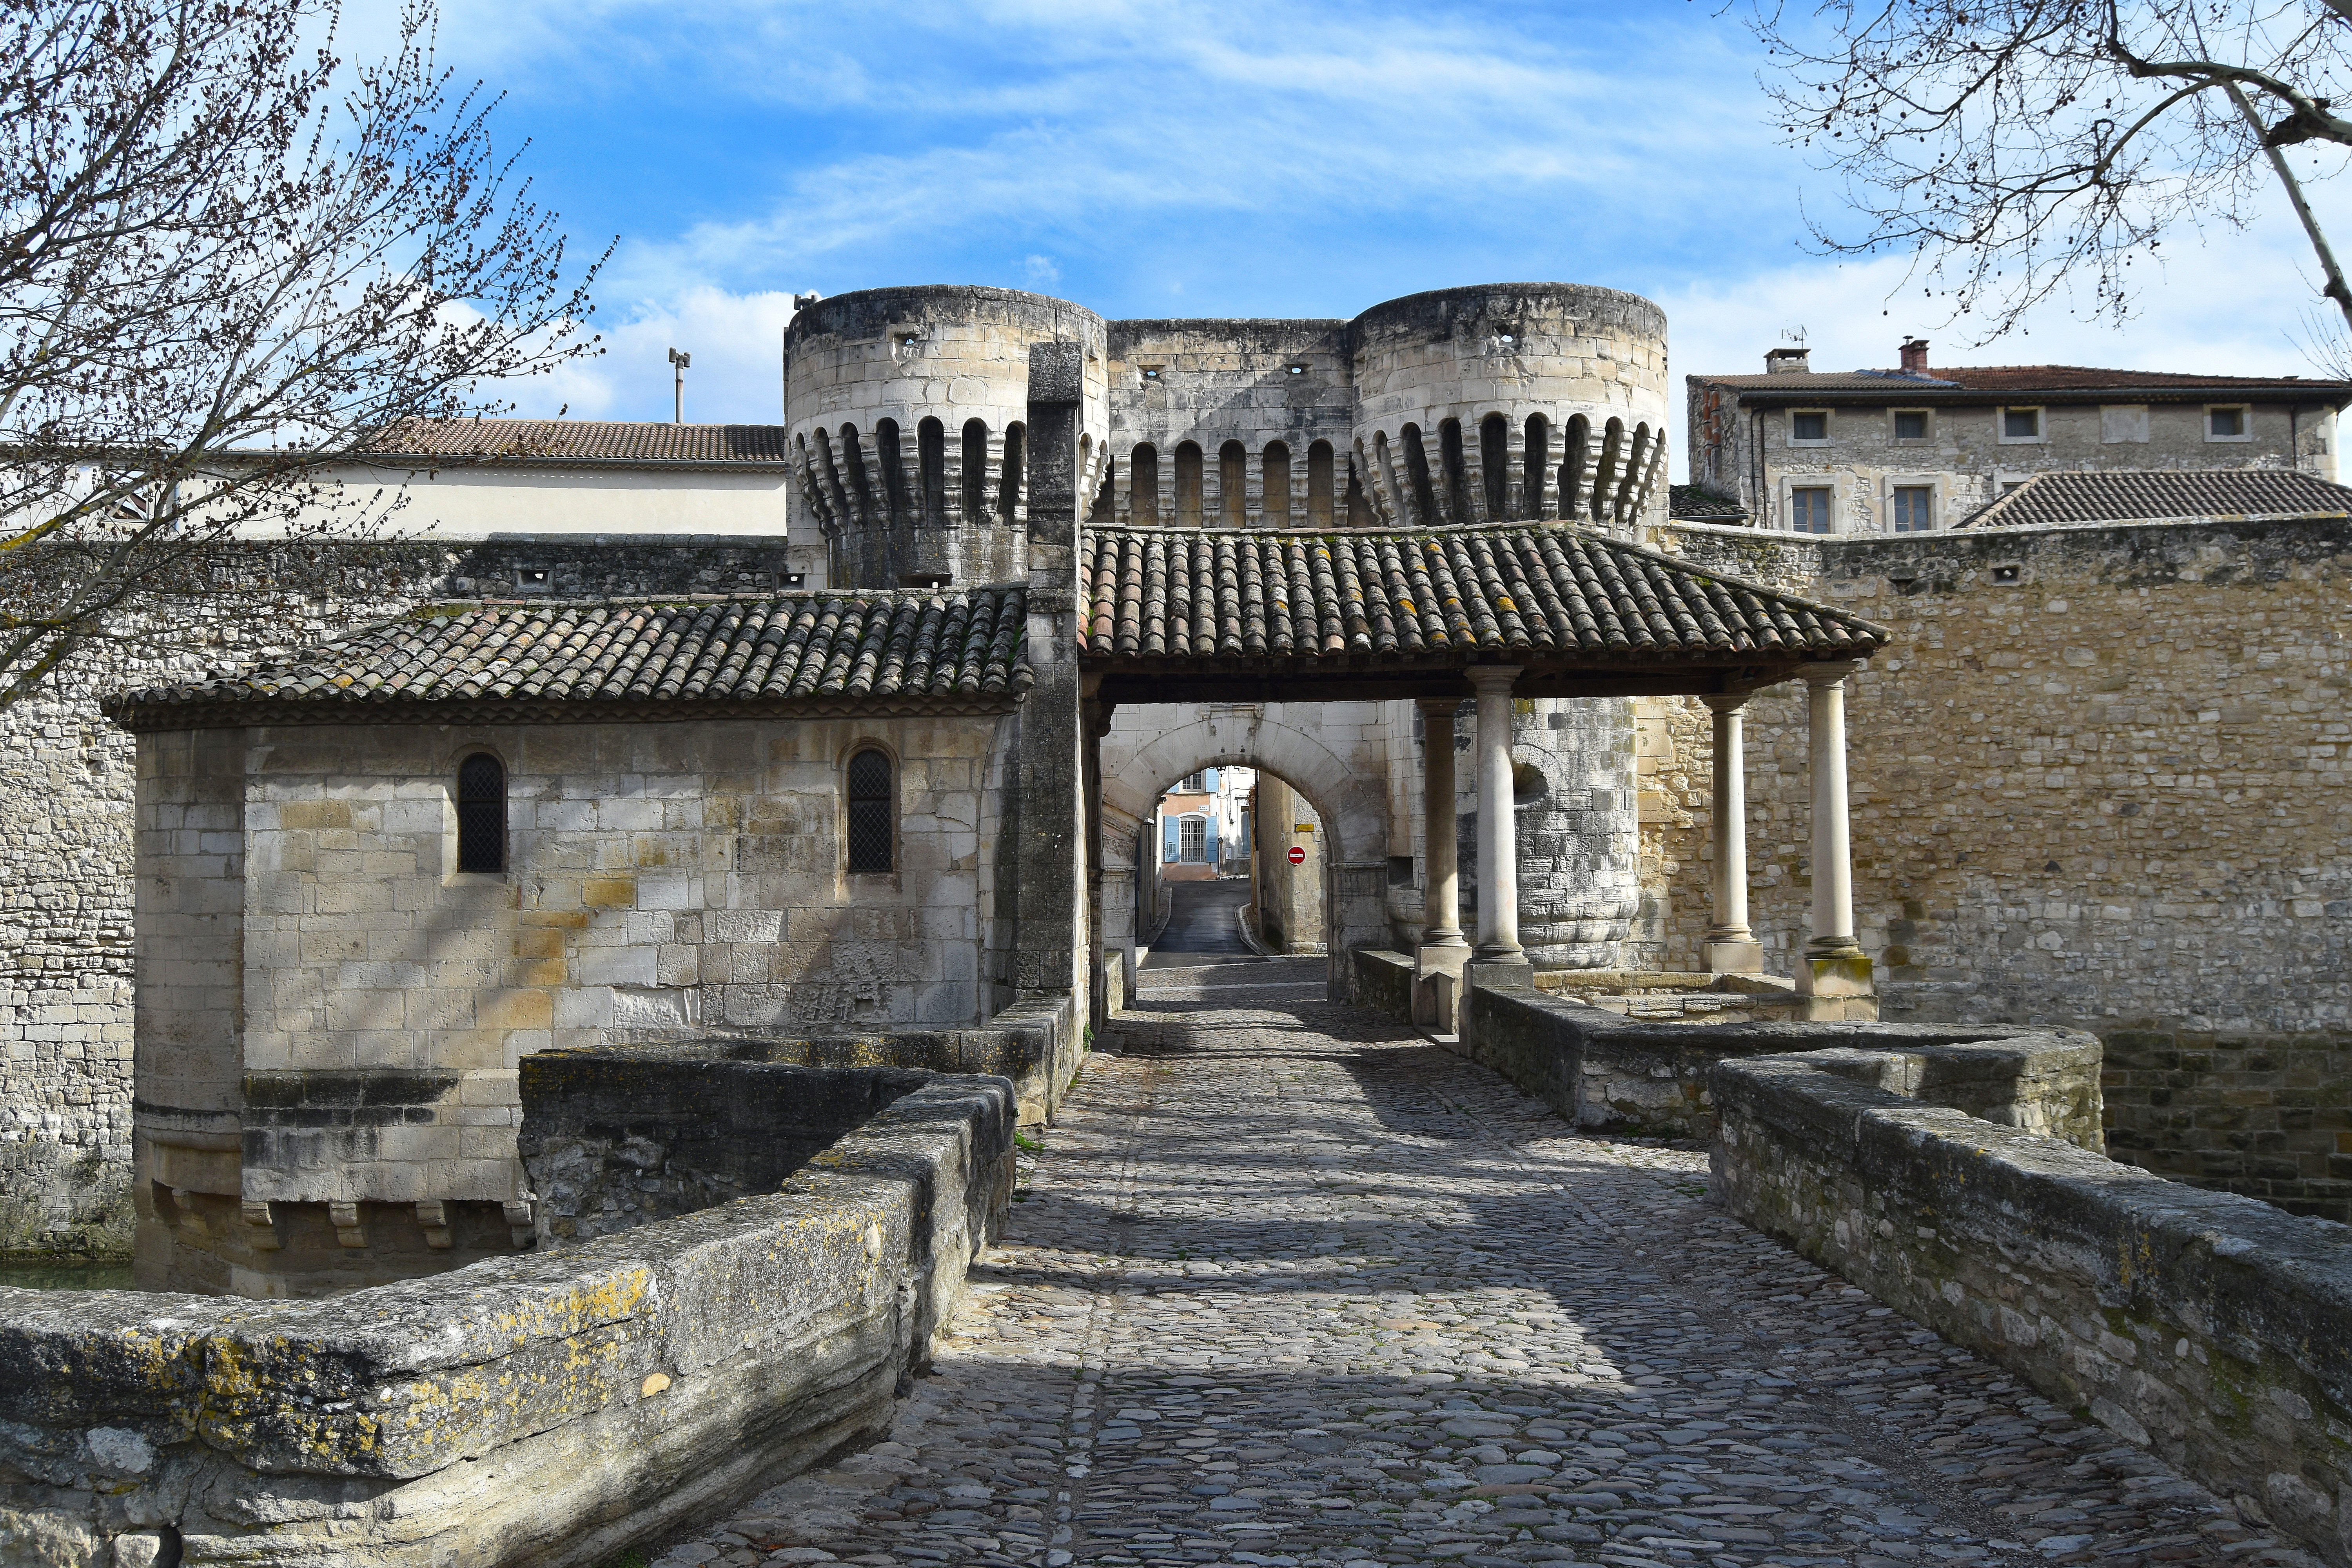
1413,941,1471,1031
1704,936,1763,975
1795,943,1875,1008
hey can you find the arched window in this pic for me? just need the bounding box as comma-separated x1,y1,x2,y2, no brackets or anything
1480,413,1510,519
876,418,906,524
1307,440,1335,526
1219,440,1247,527
1131,443,1160,523
1521,414,1550,519
1401,424,1438,528
918,417,946,526
846,749,894,873
961,419,990,524
1263,441,1292,526
999,421,1026,522
456,753,505,873
1174,441,1204,525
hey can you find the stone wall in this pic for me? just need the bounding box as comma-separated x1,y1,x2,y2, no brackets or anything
1640,517,2352,1214
1463,967,2105,1145
1712,1045,2352,1567
0,1067,1013,1568
1,539,808,1259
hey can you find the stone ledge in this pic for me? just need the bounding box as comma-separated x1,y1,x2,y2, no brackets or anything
0,1070,1015,1566
1464,967,2102,1144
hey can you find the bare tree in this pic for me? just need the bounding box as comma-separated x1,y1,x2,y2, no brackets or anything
0,0,604,706
1749,1,2352,342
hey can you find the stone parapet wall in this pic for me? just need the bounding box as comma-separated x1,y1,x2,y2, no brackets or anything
1464,968,2104,1145
1711,1045,2352,1566
0,1069,1013,1567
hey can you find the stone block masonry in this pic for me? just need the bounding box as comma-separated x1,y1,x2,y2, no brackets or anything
0,1063,1013,1567
1713,1043,2352,1566
0,539,806,1259
1641,515,2352,1216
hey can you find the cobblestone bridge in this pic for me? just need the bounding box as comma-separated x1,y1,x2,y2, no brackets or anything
651,960,2313,1568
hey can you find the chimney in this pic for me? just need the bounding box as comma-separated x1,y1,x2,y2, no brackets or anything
1764,347,1811,375
1899,337,1929,375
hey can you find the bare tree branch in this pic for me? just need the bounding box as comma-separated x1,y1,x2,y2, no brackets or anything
1748,0,2352,339
0,0,608,705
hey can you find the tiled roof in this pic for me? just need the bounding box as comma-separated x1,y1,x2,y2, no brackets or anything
1669,484,1748,522
1079,524,1886,668
108,592,1030,727
1955,469,2352,530
1690,365,2352,401
358,419,793,466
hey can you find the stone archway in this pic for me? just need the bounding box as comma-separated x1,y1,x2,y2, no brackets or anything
1100,702,1391,1000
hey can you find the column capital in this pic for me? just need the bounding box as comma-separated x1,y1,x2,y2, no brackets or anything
1414,696,1462,716
1699,692,1751,715
1797,660,1862,687
1464,664,1521,697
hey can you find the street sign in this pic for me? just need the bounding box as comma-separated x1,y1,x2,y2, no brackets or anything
1287,846,1307,865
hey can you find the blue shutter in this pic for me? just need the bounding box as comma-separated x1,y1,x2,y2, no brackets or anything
1163,815,1180,862
1203,767,1217,792
1205,818,1220,867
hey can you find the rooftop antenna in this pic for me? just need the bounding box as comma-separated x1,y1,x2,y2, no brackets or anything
1781,325,1808,346
668,347,691,424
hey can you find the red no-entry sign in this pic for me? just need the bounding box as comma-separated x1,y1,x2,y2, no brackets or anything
1287,846,1307,865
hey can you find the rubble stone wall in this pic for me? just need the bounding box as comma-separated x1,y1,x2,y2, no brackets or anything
1641,516,2352,1217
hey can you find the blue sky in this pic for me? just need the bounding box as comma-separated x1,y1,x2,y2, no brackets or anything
419,0,2352,472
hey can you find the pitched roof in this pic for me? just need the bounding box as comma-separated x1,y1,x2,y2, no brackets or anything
1955,468,2352,530
1078,524,1886,675
108,591,1030,728
1690,365,2352,404
357,419,793,468
1669,484,1748,522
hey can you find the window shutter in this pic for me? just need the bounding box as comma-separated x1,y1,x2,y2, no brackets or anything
1205,818,1220,866
1203,767,1217,792
1163,816,1180,862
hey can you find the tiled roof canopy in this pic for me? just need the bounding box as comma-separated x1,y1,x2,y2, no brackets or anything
356,419,793,467
1080,524,1887,701
1956,469,2352,530
108,591,1031,729
1669,484,1748,522
1689,365,2352,405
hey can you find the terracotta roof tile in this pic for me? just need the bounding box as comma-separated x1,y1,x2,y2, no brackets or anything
359,419,791,466
1080,524,1886,668
1955,469,2352,530
1669,484,1748,521
108,590,1029,727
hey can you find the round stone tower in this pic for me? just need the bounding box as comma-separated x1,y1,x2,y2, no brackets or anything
1348,282,1666,971
1348,283,1671,533
784,285,1110,589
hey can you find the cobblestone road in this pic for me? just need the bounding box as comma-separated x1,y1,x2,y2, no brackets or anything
649,959,2314,1568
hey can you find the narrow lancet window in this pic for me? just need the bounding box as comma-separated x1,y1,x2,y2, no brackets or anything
456,753,505,873
847,749,894,873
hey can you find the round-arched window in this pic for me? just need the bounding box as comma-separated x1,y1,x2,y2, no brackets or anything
456,753,506,873
846,749,894,873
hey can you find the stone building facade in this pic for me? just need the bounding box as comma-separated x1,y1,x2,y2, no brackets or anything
1686,342,2352,534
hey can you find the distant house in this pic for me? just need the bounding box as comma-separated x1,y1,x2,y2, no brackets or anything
1685,340,2352,536
1156,766,1252,883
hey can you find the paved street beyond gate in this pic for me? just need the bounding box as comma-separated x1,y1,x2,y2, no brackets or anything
647,960,2315,1568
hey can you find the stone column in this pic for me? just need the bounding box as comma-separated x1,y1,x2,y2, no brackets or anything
1797,661,1874,1014
1701,694,1761,974
1412,699,1468,1026
1468,666,1524,962
1418,701,1466,949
